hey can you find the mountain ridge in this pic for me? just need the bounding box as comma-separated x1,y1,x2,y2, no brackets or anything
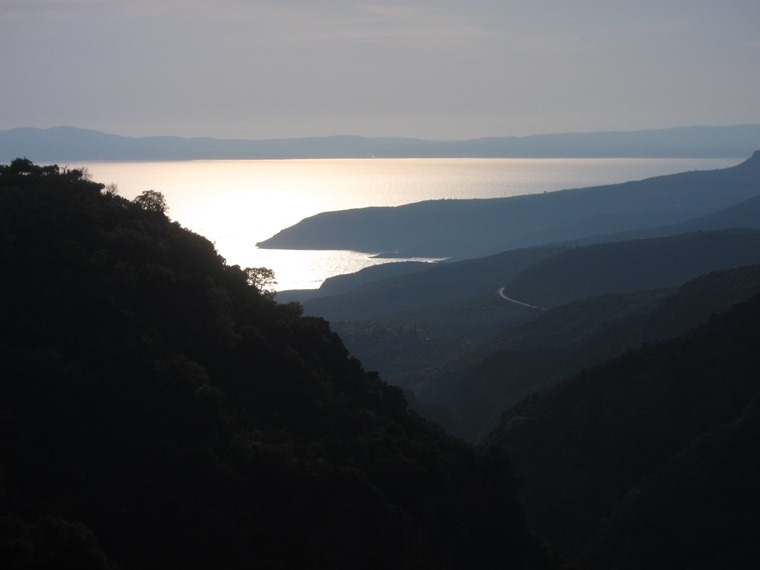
2,124,760,161
264,151,760,261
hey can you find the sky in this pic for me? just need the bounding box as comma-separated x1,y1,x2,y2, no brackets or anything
2,0,759,140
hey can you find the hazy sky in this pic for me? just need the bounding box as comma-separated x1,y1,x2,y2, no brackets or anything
2,0,759,140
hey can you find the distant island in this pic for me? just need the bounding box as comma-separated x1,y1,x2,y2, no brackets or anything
2,124,760,162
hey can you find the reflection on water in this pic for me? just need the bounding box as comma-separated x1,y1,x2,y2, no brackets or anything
249,249,442,291
73,158,740,290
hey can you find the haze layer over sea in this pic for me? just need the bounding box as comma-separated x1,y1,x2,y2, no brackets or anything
73,158,739,290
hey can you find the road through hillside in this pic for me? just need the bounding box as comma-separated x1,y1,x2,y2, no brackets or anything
497,287,547,311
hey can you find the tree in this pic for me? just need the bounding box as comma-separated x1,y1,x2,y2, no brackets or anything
133,190,168,215
245,266,277,296
103,183,119,196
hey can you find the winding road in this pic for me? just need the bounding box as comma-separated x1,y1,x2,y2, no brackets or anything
497,287,547,311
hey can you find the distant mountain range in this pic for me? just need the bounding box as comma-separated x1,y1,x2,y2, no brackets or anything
2,124,760,162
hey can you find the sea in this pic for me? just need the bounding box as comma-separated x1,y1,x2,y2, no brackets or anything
72,157,741,291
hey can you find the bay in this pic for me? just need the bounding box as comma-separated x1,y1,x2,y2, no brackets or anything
72,158,740,290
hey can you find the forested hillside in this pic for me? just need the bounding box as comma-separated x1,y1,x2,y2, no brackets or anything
0,159,553,570
485,291,760,566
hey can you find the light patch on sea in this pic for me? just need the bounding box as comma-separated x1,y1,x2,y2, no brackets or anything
72,158,740,290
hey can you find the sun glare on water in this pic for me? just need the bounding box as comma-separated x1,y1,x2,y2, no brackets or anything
76,158,740,290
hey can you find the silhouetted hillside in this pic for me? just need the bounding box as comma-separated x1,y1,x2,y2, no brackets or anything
0,159,552,570
259,151,760,259
485,291,760,561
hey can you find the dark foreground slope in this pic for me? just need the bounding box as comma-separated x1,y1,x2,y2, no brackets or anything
259,151,760,259
485,290,760,564
586,393,760,570
0,160,551,570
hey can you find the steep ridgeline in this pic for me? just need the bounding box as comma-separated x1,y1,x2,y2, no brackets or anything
0,160,554,570
484,290,760,566
259,151,760,260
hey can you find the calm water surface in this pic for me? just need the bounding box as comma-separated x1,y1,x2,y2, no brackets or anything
74,158,740,290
